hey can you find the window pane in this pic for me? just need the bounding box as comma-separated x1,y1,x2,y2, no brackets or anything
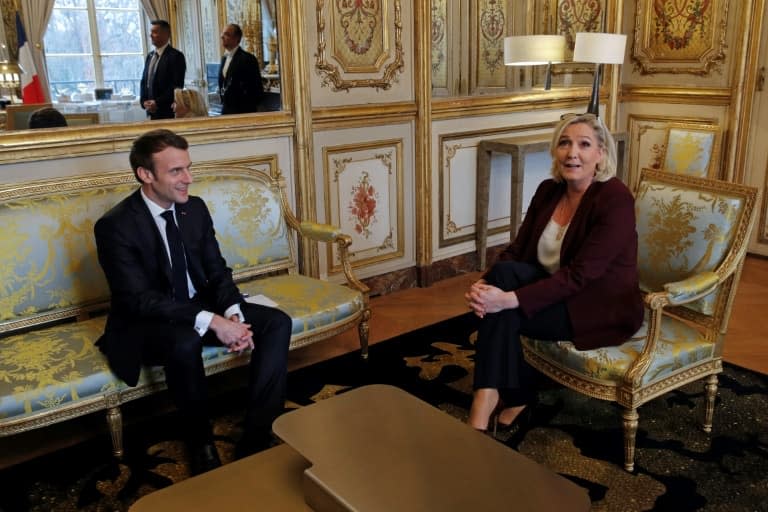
45,9,93,54
56,0,87,7
96,10,143,53
46,55,96,93
101,54,144,95
95,0,139,8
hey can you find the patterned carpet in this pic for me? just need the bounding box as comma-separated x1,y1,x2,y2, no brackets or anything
1,314,766,511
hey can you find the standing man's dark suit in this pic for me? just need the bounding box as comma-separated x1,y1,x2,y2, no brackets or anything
140,20,186,120
218,24,263,114
94,129,291,474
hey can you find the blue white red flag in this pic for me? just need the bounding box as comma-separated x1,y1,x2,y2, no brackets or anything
16,12,45,103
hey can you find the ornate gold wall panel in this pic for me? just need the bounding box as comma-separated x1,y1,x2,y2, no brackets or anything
322,139,405,273
631,0,728,75
536,0,607,86
431,0,448,90
315,0,405,91
472,0,510,90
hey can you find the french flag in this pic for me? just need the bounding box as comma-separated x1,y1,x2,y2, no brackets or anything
16,12,45,103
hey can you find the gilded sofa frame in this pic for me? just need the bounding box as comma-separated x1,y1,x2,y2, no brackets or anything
0,166,370,459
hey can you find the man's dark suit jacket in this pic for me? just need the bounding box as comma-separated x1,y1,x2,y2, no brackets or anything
493,177,644,350
94,190,241,386
218,47,264,115
140,46,186,119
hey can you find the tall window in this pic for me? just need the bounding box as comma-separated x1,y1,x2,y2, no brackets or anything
44,0,147,98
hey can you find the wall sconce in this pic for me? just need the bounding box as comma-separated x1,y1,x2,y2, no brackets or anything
572,32,627,116
504,35,565,90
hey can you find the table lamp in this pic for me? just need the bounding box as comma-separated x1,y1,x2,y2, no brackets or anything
572,32,626,116
504,35,565,90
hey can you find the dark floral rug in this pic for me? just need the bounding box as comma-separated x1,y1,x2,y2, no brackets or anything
1,314,766,511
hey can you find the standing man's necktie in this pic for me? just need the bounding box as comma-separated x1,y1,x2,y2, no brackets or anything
147,51,159,98
161,210,189,301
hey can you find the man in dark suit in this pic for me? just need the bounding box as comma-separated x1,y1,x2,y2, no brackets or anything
218,23,263,114
94,129,291,475
140,20,186,120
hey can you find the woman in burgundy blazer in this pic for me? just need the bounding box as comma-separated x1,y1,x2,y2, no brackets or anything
465,113,643,432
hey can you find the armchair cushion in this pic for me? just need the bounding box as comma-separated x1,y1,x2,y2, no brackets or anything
522,313,714,386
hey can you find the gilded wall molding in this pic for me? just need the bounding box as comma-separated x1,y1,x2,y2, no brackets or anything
621,85,732,105
631,0,729,76
0,113,295,164
431,89,591,120
315,0,405,91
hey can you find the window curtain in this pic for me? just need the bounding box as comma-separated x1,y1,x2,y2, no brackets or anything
20,0,55,103
264,0,276,21
140,0,169,22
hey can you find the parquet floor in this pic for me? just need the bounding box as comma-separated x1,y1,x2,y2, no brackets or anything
289,255,768,375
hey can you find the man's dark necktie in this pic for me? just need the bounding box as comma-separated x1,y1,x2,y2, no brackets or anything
147,51,159,98
160,210,189,302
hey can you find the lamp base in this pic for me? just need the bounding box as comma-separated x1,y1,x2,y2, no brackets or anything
586,63,602,116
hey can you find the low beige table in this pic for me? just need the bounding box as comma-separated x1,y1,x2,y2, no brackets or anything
131,385,590,511
274,384,590,512
130,443,313,511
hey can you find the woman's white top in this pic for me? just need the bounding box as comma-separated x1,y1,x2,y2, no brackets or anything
537,219,568,274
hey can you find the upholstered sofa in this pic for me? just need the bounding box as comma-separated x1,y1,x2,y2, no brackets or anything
0,165,370,458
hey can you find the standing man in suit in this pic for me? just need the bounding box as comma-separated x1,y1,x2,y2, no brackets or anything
94,129,291,475
218,23,263,114
140,20,186,120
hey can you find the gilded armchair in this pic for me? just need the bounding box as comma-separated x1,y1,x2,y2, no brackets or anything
521,169,757,471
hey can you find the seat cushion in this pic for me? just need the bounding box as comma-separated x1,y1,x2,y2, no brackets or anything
0,317,122,422
522,314,716,387
239,274,365,340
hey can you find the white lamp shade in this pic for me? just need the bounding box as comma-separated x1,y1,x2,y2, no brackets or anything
504,35,565,66
572,32,626,64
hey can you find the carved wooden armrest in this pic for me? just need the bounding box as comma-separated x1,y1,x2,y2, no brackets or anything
297,221,370,295
624,271,719,387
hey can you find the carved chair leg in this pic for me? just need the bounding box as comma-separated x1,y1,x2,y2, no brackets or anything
358,308,371,359
622,407,639,472
106,406,124,459
703,374,718,433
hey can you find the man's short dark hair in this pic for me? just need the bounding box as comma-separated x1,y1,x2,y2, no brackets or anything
228,24,243,41
129,129,189,182
29,107,67,129
151,19,171,33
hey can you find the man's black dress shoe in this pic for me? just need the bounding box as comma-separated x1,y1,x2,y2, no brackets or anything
235,430,276,459
189,443,222,475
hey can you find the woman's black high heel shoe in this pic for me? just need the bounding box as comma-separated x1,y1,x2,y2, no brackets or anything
492,398,536,438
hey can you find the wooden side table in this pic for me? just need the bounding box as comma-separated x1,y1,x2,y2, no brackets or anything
475,132,627,271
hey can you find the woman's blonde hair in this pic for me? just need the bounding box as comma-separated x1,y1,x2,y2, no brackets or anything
549,113,617,182
173,88,207,118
